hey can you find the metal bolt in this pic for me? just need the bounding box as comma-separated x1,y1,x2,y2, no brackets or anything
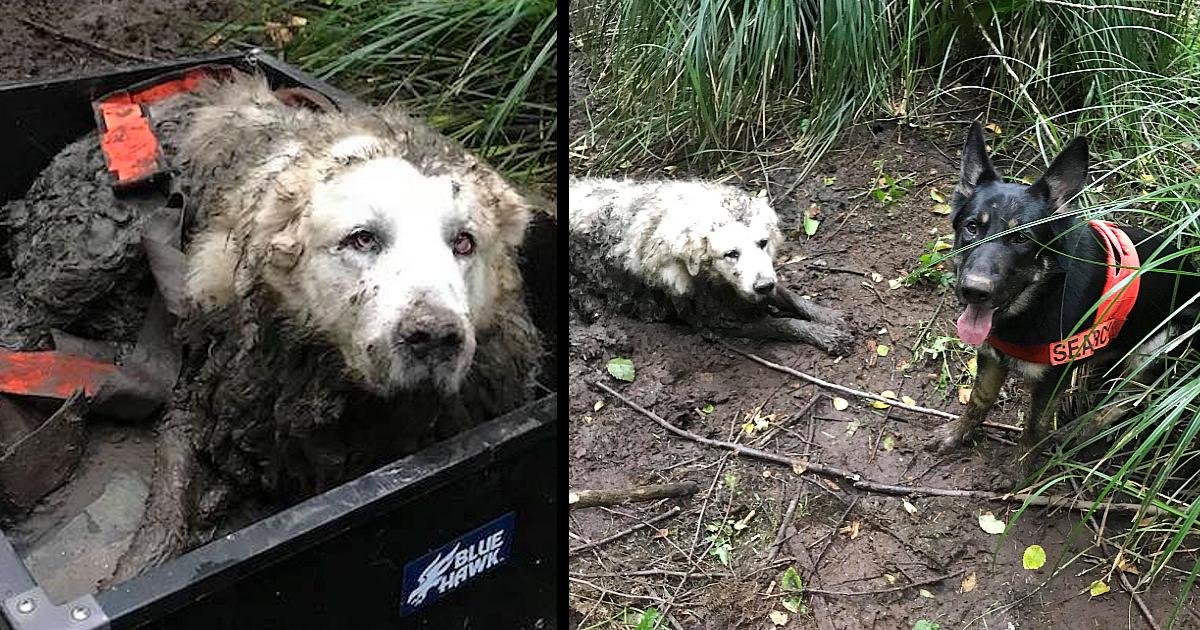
15,598,35,614
70,605,91,621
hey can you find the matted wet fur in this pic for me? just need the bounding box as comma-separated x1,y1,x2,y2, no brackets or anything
568,177,851,354
0,72,542,581
927,122,1200,488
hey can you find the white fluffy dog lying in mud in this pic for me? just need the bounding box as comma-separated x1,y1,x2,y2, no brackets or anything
4,73,542,581
569,178,850,353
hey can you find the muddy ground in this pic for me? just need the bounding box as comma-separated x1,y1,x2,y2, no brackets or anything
568,88,1200,628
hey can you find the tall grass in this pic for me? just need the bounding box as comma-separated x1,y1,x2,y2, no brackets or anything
220,0,557,190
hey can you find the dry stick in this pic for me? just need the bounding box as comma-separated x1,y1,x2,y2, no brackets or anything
803,569,967,596
596,382,1172,517
725,343,1023,433
766,491,801,564
569,482,699,510
18,17,157,62
568,505,681,556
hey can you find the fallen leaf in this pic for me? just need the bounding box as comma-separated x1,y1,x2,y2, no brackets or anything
769,610,789,626
733,509,756,531
871,400,890,409
289,15,308,27
912,621,940,630
849,519,861,539
792,460,807,475
702,402,715,414
1089,579,1111,597
594,400,605,412
871,272,884,283
1140,173,1155,183
888,277,904,290
901,395,917,406
781,566,804,592
961,571,977,593
967,356,978,377
823,479,841,492
877,344,890,357
902,499,918,515
652,528,669,539
1116,553,1140,575
958,387,973,405
985,122,1003,135
607,357,635,382
882,390,898,399
845,420,861,437
931,204,952,215
582,415,593,423
832,397,850,411
919,588,935,598
882,435,896,451
884,573,897,584
782,597,805,613
930,188,947,203
803,205,821,237
932,240,952,251
1023,544,1046,570
978,512,1006,535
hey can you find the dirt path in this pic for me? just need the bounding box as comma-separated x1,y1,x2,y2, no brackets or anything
568,122,1200,629
0,0,235,82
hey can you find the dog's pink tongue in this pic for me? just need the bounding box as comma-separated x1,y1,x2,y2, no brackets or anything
956,305,995,346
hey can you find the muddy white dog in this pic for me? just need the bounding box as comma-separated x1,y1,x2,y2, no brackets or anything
1,73,548,581
569,178,849,352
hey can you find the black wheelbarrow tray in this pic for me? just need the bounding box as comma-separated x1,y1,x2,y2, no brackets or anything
0,50,558,630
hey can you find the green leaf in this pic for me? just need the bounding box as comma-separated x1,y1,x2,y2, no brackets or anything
912,621,940,630
637,607,659,630
1023,544,1046,570
724,473,737,492
780,566,804,592
803,213,820,237
702,403,715,414
823,176,836,186
978,512,1006,535
606,357,635,382
781,596,805,614
1089,579,1111,597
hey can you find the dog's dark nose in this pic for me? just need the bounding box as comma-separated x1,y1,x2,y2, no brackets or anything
959,275,994,304
753,280,776,295
396,310,464,357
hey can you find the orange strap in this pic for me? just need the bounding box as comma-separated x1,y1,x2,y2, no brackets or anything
988,220,1141,365
94,68,214,188
0,349,118,399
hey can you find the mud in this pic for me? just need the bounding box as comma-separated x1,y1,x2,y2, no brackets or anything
568,122,1200,628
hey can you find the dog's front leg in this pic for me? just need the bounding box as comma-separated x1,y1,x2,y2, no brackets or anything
724,317,852,355
769,286,845,325
1005,368,1069,488
928,346,1008,454
108,412,201,585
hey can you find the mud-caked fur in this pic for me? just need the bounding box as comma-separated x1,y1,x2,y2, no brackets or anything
928,122,1200,488
568,178,850,353
0,73,553,581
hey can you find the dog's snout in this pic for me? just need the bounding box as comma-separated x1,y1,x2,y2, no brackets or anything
753,279,776,296
395,309,464,358
959,274,994,304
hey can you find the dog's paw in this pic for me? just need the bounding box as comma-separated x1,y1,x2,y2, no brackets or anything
804,303,846,326
926,421,971,455
993,457,1035,492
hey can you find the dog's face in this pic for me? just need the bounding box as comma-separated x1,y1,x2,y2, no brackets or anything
285,156,501,396
702,197,782,301
950,122,1088,344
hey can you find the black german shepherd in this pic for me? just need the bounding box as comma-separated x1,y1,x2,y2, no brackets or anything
927,122,1200,486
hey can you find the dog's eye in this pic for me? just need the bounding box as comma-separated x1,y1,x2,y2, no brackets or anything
725,249,741,260
341,229,379,252
756,239,769,249
962,221,979,236
452,231,476,257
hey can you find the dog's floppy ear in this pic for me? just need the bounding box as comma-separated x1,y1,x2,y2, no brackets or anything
1029,136,1088,214
955,122,1001,200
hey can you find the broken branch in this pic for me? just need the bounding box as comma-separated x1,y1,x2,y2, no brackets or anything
569,482,699,510
569,505,682,556
595,381,1172,517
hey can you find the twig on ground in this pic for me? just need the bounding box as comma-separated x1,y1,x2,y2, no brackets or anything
570,482,699,510
811,495,860,577
909,290,949,354
803,569,967,596
726,343,1022,433
569,577,668,603
569,505,682,556
806,263,868,277
571,569,734,580
596,381,1172,516
18,17,157,62
766,490,802,564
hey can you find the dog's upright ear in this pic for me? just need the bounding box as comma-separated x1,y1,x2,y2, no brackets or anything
955,122,1001,200
1029,136,1088,214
